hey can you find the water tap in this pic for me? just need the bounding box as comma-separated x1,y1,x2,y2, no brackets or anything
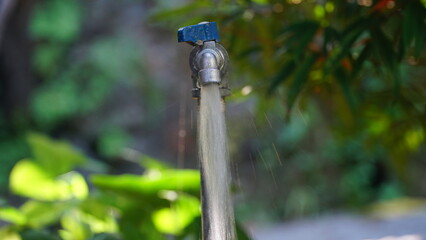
178,22,231,99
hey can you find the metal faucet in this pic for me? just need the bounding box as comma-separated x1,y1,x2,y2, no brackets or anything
178,22,231,99
178,22,235,240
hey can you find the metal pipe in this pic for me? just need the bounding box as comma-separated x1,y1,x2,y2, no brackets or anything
178,22,235,240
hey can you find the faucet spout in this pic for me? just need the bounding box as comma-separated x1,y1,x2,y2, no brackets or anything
189,40,230,99
198,51,221,85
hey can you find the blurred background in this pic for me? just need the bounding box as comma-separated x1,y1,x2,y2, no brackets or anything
0,0,425,239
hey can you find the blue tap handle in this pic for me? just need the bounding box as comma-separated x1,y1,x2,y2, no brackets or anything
178,22,220,45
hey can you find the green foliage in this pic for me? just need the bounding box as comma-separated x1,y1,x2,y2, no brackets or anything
30,0,81,42
27,133,86,176
10,160,88,201
0,137,28,193
152,0,426,217
92,170,200,197
28,0,150,132
97,128,131,158
0,134,251,239
1,0,424,234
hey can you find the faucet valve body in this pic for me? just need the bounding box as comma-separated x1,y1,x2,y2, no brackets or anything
178,22,230,99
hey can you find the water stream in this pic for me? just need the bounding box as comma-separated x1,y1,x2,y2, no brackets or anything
198,84,236,240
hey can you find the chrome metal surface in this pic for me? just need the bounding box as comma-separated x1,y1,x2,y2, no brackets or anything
178,22,235,240
189,41,231,99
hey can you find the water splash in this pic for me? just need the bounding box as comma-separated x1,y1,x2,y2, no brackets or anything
198,84,236,240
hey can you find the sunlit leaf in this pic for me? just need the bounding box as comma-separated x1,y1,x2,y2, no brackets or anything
27,133,86,176
0,227,20,240
152,194,200,235
21,200,70,228
10,159,88,201
60,211,91,240
314,5,325,19
91,170,200,198
0,207,26,225
404,127,424,150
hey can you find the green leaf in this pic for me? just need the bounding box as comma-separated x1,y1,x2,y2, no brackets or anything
325,18,369,74
278,21,319,37
279,21,319,60
152,194,200,235
20,229,59,240
89,233,122,240
0,227,20,240
27,133,86,176
97,128,130,158
59,211,91,240
30,0,82,42
139,155,172,171
10,159,88,201
21,200,70,228
402,3,426,58
334,67,357,112
402,5,415,55
352,42,372,78
370,28,400,95
33,43,64,78
0,207,26,225
176,215,201,240
268,60,296,94
120,208,166,240
91,169,200,198
287,54,318,111
322,26,339,54
31,80,80,127
236,220,253,240
370,28,396,71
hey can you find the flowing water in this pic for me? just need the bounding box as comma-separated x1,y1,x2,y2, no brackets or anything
198,84,236,240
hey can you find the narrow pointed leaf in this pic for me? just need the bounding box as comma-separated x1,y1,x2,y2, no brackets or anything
287,54,318,111
325,18,369,74
370,28,400,96
335,66,357,112
268,60,296,94
352,42,372,78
